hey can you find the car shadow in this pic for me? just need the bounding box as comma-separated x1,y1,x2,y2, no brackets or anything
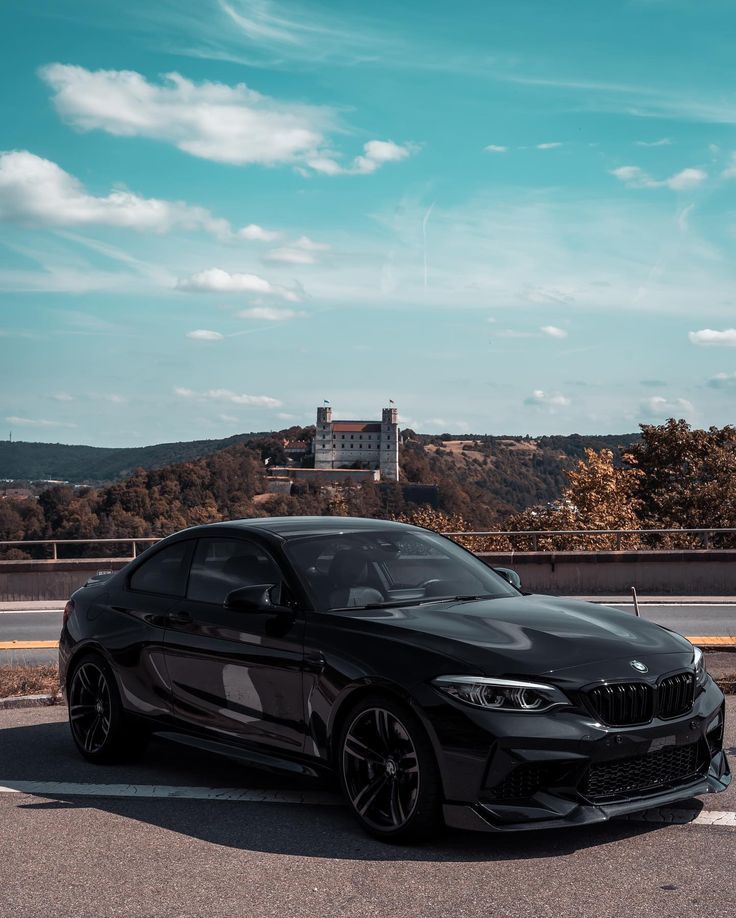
1,719,706,863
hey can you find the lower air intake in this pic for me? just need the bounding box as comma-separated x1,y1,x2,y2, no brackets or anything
583,740,703,801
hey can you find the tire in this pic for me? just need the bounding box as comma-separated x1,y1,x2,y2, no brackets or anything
67,652,148,764
337,694,443,843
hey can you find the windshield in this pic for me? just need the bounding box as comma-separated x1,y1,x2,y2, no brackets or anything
283,528,518,611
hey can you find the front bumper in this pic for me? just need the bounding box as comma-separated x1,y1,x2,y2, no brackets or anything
418,676,730,833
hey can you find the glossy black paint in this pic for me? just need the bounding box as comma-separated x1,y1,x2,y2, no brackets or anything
59,516,731,832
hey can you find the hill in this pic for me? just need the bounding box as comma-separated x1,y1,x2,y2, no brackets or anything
0,432,282,483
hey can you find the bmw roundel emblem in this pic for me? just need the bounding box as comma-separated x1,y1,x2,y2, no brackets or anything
630,660,648,673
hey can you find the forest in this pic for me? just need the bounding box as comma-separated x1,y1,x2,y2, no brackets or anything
0,420,734,557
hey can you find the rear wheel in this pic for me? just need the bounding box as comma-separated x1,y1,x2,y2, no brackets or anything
338,696,443,842
68,653,147,763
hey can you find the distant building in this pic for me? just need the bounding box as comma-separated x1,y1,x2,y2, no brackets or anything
313,406,399,481
281,439,309,459
1,487,32,501
268,467,380,485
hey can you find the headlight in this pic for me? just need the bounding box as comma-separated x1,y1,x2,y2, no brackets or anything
432,675,570,712
693,646,707,686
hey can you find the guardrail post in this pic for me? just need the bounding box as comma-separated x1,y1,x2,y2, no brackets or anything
702,531,710,549
532,533,538,552
132,540,137,558
52,542,57,561
616,532,622,551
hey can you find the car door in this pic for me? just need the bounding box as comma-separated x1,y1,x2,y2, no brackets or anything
162,535,306,753
105,538,196,720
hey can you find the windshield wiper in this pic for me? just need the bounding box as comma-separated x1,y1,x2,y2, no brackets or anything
427,594,498,604
332,598,431,611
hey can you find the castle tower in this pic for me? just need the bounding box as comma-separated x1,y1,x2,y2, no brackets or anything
380,406,400,481
314,405,334,469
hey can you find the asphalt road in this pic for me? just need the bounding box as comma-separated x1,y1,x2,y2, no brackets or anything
2,603,736,666
0,701,734,918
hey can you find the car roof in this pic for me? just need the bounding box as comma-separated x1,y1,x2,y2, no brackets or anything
203,516,417,539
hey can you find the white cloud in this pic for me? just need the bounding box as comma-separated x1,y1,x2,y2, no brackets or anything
639,396,695,419
237,306,305,321
41,64,330,168
635,138,671,147
106,394,127,404
540,325,568,339
40,65,415,176
50,392,74,402
218,413,239,423
5,415,76,428
237,223,281,241
307,140,417,176
176,267,299,300
174,386,282,408
264,235,330,265
689,328,736,347
484,145,508,153
264,248,316,265
707,371,736,389
0,150,231,236
186,329,224,341
524,390,571,410
207,388,282,407
351,140,415,174
722,154,736,179
537,142,563,150
610,165,707,191
667,168,707,190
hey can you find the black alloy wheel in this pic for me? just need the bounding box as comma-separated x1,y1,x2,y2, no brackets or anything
339,697,442,841
68,654,146,762
69,660,112,755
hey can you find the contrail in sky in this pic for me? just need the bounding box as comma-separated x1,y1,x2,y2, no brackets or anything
422,201,435,289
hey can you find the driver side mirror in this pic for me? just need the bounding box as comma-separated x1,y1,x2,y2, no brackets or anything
493,567,522,591
224,583,281,613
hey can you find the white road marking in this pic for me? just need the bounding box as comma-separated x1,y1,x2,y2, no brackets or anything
0,780,733,827
0,780,341,804
625,807,736,827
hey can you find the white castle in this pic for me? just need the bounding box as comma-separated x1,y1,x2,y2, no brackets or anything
313,405,400,481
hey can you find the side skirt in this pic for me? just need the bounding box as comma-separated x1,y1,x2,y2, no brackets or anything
154,729,333,780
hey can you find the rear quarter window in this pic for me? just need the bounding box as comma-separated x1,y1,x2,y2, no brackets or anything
128,541,192,596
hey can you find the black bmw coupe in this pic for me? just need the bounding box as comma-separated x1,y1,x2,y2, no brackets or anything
59,517,730,841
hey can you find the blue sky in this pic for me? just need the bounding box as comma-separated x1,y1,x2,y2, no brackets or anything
1,0,736,446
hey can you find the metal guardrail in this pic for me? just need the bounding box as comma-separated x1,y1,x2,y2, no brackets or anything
1,528,736,559
441,528,736,551
0,537,160,560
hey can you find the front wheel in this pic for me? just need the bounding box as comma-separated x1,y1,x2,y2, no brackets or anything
338,696,443,842
68,653,147,763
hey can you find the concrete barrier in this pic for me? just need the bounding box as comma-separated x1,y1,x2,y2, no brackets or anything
479,550,736,596
0,559,130,602
0,550,735,601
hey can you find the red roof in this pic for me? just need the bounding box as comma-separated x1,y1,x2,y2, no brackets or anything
332,422,381,433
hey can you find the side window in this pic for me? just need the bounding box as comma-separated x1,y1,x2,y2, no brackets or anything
187,538,283,605
129,542,192,597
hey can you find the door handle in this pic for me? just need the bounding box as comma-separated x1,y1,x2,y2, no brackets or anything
167,610,193,624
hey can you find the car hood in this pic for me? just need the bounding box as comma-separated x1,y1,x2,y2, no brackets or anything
342,594,693,677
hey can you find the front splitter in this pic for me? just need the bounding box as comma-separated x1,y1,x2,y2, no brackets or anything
443,752,731,833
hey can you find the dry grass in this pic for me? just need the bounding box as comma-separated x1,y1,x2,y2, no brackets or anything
0,663,60,699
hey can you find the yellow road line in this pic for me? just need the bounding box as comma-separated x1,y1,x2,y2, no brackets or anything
687,636,736,646
0,640,59,650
